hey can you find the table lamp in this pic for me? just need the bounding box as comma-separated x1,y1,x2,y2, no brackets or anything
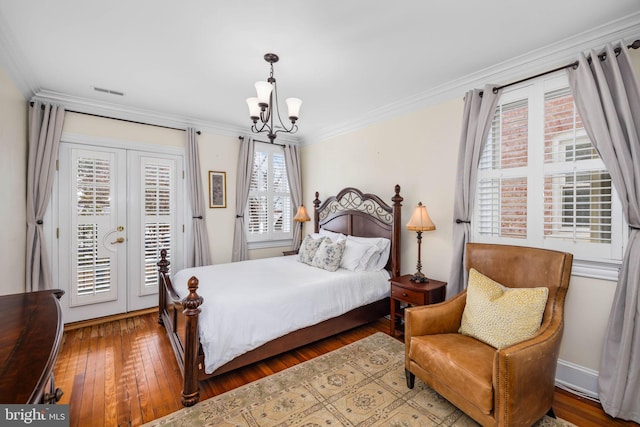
406,202,436,283
293,205,311,246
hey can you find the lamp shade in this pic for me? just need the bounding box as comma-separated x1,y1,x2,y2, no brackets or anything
246,97,260,119
293,205,311,223
406,202,436,231
255,81,273,106
286,98,302,120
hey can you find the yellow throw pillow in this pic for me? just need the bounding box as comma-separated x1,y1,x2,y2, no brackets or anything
459,268,549,349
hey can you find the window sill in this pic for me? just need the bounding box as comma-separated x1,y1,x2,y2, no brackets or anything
247,239,293,250
571,259,621,282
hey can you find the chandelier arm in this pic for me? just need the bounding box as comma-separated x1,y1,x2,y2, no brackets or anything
252,121,272,134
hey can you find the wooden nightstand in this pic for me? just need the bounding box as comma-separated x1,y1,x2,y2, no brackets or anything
389,274,446,338
283,250,298,256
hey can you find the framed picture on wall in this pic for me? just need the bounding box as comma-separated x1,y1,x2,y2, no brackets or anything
208,171,227,208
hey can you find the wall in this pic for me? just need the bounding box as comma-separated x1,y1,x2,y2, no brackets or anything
301,49,640,393
0,66,27,295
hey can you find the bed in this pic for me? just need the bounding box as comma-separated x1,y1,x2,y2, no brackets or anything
157,185,403,406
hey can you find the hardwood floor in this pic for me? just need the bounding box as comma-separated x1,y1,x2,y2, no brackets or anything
53,312,639,427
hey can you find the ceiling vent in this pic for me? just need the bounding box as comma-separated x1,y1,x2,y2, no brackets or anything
93,86,124,96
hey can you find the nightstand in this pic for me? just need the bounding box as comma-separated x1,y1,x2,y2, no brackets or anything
283,250,298,256
389,274,446,338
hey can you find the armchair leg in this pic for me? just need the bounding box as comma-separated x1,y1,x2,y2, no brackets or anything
546,408,556,419
405,369,415,389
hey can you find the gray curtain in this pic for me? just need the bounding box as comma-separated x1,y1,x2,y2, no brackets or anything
284,144,303,250
232,137,255,261
26,101,65,292
185,128,211,267
568,42,640,422
447,85,501,296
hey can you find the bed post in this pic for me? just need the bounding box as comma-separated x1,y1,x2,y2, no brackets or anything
391,184,403,278
157,249,169,326
181,276,203,407
313,191,321,233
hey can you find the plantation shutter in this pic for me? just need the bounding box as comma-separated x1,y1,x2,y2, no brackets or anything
73,152,116,302
476,98,528,239
542,87,612,246
142,158,174,290
272,152,291,234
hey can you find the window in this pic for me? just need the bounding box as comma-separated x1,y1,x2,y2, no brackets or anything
473,74,624,268
246,143,293,244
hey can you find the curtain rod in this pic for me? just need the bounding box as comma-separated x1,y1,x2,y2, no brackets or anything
238,135,285,147
28,101,200,134
481,39,640,96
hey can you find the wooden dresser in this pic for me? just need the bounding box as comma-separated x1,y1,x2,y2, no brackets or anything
0,289,65,404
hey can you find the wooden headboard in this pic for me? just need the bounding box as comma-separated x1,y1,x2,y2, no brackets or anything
312,185,403,277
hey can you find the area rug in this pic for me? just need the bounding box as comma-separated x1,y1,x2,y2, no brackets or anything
144,332,574,426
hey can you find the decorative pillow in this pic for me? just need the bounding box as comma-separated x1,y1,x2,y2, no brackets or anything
340,239,380,271
459,268,549,349
298,235,327,265
312,238,346,272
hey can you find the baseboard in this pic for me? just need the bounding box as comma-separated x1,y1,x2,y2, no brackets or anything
555,358,599,401
63,307,158,331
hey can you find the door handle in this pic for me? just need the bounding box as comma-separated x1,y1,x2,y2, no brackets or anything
111,237,125,244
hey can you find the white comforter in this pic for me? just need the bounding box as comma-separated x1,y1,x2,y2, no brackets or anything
172,255,390,374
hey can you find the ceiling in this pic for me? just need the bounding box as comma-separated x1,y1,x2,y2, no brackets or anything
1,1,639,144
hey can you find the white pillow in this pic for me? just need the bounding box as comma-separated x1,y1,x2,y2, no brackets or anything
319,228,347,243
340,239,380,271
346,236,391,271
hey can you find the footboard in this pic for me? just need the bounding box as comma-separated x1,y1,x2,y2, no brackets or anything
157,249,203,406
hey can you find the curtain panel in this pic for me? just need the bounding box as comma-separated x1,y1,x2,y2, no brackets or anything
185,128,211,267
284,144,303,250
232,137,255,262
568,42,640,423
447,85,501,296
26,101,65,291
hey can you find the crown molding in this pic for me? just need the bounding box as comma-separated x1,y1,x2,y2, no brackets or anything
305,12,640,145
31,90,300,144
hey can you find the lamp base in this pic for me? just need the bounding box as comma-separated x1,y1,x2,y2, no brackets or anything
410,271,429,283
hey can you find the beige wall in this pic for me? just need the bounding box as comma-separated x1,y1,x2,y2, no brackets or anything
301,49,640,372
0,66,27,295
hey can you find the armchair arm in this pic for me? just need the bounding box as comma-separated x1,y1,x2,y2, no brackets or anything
405,290,467,339
493,319,564,426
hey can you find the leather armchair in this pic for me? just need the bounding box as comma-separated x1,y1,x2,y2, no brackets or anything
405,243,573,426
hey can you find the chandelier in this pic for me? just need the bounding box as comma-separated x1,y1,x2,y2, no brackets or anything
246,53,302,143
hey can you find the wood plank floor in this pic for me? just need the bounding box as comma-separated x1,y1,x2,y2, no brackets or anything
53,312,639,427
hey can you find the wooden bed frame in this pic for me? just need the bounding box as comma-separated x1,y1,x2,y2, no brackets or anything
157,185,403,406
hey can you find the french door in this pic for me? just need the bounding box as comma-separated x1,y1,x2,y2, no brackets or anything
55,143,184,323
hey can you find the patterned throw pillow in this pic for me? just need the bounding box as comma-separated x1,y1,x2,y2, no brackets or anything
298,235,326,265
312,238,346,272
459,268,549,349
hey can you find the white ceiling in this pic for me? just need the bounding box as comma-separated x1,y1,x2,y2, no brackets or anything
1,1,639,144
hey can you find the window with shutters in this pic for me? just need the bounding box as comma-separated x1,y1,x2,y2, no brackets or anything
246,143,293,244
473,73,624,269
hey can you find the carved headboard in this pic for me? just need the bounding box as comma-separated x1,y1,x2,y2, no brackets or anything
312,185,402,277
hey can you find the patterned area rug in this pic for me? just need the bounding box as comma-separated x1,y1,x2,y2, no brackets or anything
144,332,574,426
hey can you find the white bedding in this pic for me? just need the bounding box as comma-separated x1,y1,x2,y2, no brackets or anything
172,255,390,374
